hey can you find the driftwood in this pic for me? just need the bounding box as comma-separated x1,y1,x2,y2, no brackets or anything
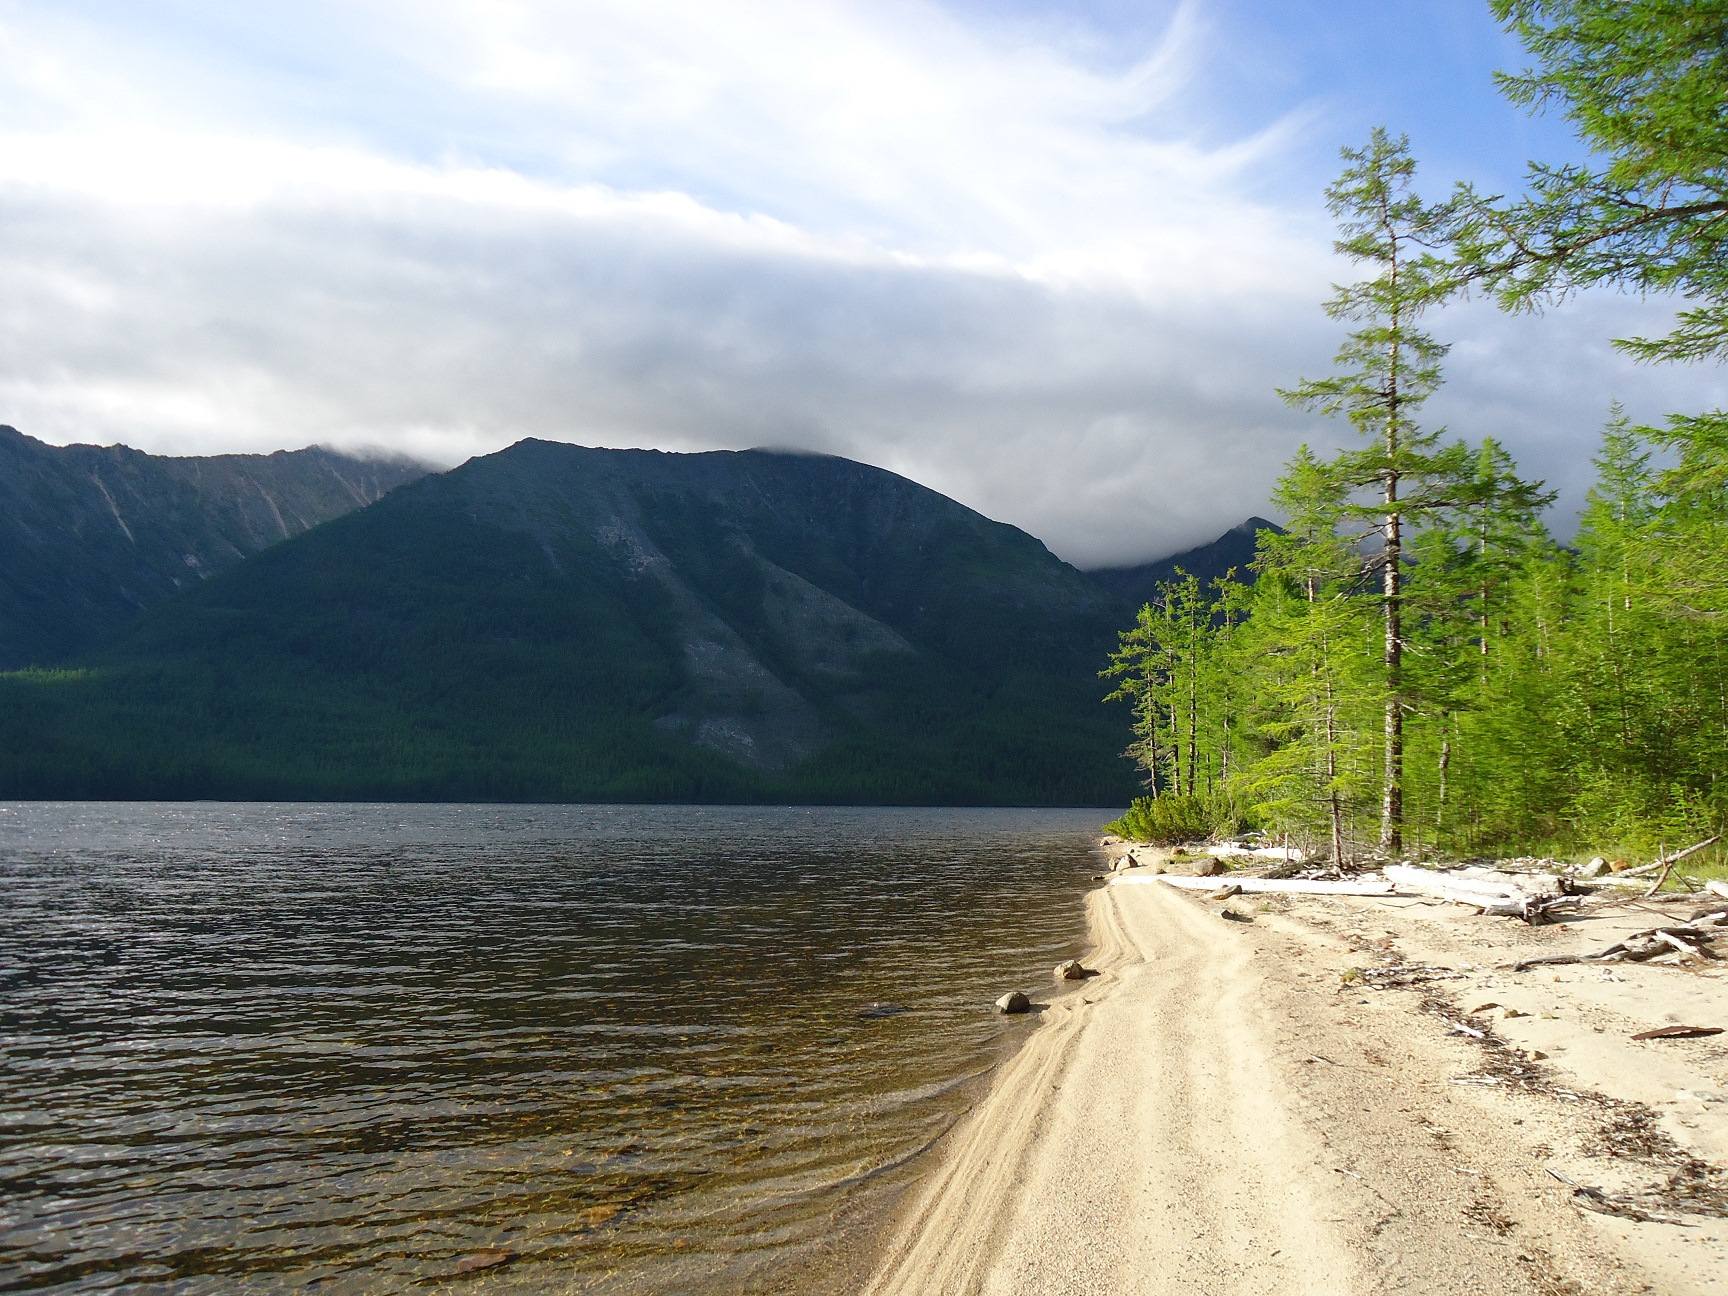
1205,841,1306,862
1630,1025,1724,1041
1382,865,1579,923
1512,910,1728,972
1643,835,1722,897
1709,880,1728,901
1144,874,1396,895
1610,860,1667,879
1355,964,1464,987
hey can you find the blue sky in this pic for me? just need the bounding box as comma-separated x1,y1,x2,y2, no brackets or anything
0,0,1719,564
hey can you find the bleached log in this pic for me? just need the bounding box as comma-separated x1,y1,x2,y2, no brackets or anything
1203,843,1308,864
1608,860,1664,878
1381,864,1580,921
1384,864,1528,907
1142,874,1396,895
1708,880,1728,901
1449,866,1567,898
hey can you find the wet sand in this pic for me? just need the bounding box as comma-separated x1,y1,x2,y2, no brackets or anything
861,859,1728,1295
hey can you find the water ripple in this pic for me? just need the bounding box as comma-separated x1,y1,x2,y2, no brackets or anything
0,803,1102,1294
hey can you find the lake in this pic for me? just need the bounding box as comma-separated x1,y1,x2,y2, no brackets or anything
0,803,1106,1294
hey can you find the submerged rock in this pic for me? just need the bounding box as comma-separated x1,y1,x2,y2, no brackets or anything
453,1250,514,1274
857,1002,909,1019
995,990,1031,1014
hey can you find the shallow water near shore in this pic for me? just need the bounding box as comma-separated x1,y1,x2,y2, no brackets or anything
0,803,1104,1294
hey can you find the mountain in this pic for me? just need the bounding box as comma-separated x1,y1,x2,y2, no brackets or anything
1084,516,1279,607
0,426,429,669
0,440,1141,805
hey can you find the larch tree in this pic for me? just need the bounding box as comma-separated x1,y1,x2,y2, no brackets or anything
1279,129,1469,855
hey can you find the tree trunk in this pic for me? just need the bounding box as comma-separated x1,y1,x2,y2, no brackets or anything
1186,599,1199,797
1382,476,1404,855
1146,699,1162,799
1436,720,1451,832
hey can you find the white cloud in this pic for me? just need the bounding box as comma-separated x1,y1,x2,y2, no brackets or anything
0,0,1719,567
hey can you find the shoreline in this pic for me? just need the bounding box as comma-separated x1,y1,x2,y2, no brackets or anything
857,846,1728,1295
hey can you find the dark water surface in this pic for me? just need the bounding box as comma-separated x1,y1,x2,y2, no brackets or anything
0,804,1106,1294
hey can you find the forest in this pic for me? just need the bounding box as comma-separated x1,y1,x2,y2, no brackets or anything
1104,1,1728,866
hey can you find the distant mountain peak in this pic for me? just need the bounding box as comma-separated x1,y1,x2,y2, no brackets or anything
1083,516,1281,606
4,439,1138,804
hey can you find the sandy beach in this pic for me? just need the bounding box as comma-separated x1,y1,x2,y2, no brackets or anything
861,855,1728,1295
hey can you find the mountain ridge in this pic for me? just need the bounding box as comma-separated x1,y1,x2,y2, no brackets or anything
2,439,1138,804
0,425,430,668
1084,516,1279,607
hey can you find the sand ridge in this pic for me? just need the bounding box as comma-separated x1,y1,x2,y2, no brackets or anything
862,866,1728,1295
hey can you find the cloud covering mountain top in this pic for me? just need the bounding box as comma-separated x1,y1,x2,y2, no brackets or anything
0,0,1721,565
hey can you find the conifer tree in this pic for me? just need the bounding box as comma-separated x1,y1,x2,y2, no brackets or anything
1280,130,1470,855
1236,450,1378,865
1460,0,1728,366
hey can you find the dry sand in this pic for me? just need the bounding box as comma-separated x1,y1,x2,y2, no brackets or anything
860,860,1728,1295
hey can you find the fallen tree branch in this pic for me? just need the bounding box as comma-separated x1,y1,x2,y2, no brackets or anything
1512,912,1728,972
1644,835,1722,897
1383,865,1578,923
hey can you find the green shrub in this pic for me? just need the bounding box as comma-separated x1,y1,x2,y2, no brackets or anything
1105,794,1221,844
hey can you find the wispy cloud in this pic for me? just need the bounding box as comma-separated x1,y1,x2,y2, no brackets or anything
0,1,1719,564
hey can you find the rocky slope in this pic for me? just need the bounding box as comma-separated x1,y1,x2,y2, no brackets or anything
0,426,429,668
2,440,1138,803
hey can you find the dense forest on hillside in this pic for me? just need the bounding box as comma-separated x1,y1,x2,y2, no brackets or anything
0,443,1138,806
1105,0,1728,865
0,427,427,668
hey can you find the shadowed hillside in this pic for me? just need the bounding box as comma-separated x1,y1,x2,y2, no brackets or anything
0,426,429,668
1,440,1141,805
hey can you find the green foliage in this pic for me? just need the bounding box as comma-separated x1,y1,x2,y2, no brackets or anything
1,447,1140,806
1458,1,1728,365
1104,794,1231,845
1273,131,1554,855
1102,13,1728,864
1104,408,1728,863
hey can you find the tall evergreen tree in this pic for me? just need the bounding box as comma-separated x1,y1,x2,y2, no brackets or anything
1279,129,1470,854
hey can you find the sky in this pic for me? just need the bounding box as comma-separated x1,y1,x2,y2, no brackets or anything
0,0,1723,566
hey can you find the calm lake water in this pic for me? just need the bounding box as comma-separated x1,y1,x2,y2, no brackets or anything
0,803,1107,1294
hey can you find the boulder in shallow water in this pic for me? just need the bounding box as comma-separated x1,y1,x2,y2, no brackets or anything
995,990,1031,1014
